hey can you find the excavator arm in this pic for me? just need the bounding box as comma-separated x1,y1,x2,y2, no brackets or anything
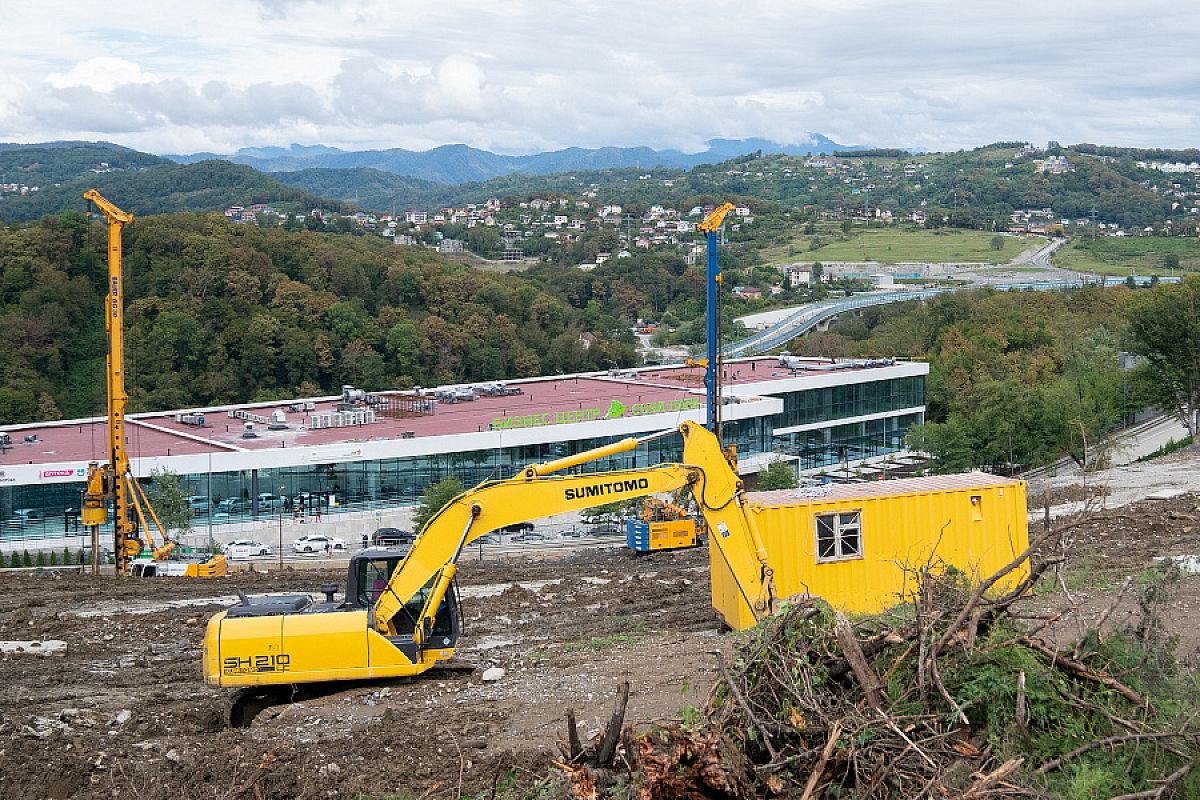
205,420,776,691
697,202,736,233
373,420,778,647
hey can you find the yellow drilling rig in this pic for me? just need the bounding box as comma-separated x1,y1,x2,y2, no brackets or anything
79,189,225,578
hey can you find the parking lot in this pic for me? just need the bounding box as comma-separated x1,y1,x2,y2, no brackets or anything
1,500,634,571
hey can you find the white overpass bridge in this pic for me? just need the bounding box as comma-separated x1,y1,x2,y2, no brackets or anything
726,276,1179,358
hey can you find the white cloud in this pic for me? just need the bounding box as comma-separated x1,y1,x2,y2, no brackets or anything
1,1,1197,154
46,57,154,92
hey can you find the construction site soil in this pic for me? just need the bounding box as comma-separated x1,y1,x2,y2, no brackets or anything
5,488,1200,799
0,547,730,799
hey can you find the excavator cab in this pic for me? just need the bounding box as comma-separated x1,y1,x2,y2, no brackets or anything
347,551,461,646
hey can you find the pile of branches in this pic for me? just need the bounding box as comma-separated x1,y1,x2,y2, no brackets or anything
557,544,1200,799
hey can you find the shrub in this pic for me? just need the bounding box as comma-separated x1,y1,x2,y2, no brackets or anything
8,551,19,568
48,550,58,566
34,551,45,567
22,550,32,567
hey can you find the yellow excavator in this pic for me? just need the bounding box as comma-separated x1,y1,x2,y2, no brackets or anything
204,421,777,713
80,190,225,578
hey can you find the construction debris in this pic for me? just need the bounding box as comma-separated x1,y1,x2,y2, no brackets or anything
558,547,1200,799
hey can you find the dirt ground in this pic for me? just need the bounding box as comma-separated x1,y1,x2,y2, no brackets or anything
0,546,732,800
5,484,1200,799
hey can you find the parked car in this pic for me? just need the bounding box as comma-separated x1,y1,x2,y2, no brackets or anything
223,539,273,559
501,521,534,534
292,535,346,554
371,527,415,547
186,496,210,514
9,508,42,525
215,497,252,515
256,493,283,511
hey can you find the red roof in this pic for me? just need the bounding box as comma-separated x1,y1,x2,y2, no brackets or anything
0,358,917,467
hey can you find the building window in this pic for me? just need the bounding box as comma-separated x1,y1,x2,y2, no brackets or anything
815,510,862,562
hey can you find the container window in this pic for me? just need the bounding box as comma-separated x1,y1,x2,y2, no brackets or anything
815,510,863,563
970,494,983,522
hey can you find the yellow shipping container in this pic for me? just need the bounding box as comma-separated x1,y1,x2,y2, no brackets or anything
710,472,1029,624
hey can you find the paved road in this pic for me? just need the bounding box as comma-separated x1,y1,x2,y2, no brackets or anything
1029,238,1067,268
1025,414,1190,481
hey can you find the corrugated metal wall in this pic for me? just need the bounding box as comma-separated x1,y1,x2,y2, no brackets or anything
717,481,1029,616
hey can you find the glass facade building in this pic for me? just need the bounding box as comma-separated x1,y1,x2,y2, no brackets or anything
1,361,927,543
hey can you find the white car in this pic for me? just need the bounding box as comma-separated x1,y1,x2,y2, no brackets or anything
223,539,273,559
291,535,346,554
256,493,283,511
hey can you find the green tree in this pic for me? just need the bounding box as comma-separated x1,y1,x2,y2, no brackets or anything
758,459,798,490
9,551,19,568
413,477,465,533
1126,276,1200,439
34,550,44,567
22,550,32,567
145,468,193,539
990,235,1005,251
1163,253,1180,271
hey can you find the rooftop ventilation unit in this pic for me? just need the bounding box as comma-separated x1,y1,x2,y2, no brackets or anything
268,410,288,431
309,409,376,429
229,409,269,424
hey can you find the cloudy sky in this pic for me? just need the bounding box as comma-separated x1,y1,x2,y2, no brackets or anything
1,1,1196,156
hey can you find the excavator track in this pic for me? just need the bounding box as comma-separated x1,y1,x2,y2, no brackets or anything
225,663,478,728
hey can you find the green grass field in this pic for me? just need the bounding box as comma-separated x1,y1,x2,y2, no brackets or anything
1052,236,1200,276
762,228,1029,265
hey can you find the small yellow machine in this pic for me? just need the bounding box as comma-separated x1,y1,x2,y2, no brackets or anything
626,497,699,553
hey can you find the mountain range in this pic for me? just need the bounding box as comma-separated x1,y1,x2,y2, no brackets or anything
165,135,864,184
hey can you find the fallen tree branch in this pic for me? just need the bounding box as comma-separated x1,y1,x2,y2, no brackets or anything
715,651,778,761
933,542,1036,658
798,721,842,800
220,752,276,800
833,612,886,711
1035,731,1194,775
1105,763,1191,800
1020,637,1148,708
961,757,1024,798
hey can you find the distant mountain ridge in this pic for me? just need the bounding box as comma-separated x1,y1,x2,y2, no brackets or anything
164,135,864,184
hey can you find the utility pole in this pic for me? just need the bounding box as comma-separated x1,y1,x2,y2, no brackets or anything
1090,206,1098,240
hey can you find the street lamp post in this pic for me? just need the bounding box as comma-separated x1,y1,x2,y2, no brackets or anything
277,485,285,569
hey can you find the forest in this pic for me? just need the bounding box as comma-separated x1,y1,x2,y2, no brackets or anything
0,212,640,423
784,284,1175,471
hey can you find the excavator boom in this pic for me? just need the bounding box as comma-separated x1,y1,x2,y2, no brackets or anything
204,420,775,689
